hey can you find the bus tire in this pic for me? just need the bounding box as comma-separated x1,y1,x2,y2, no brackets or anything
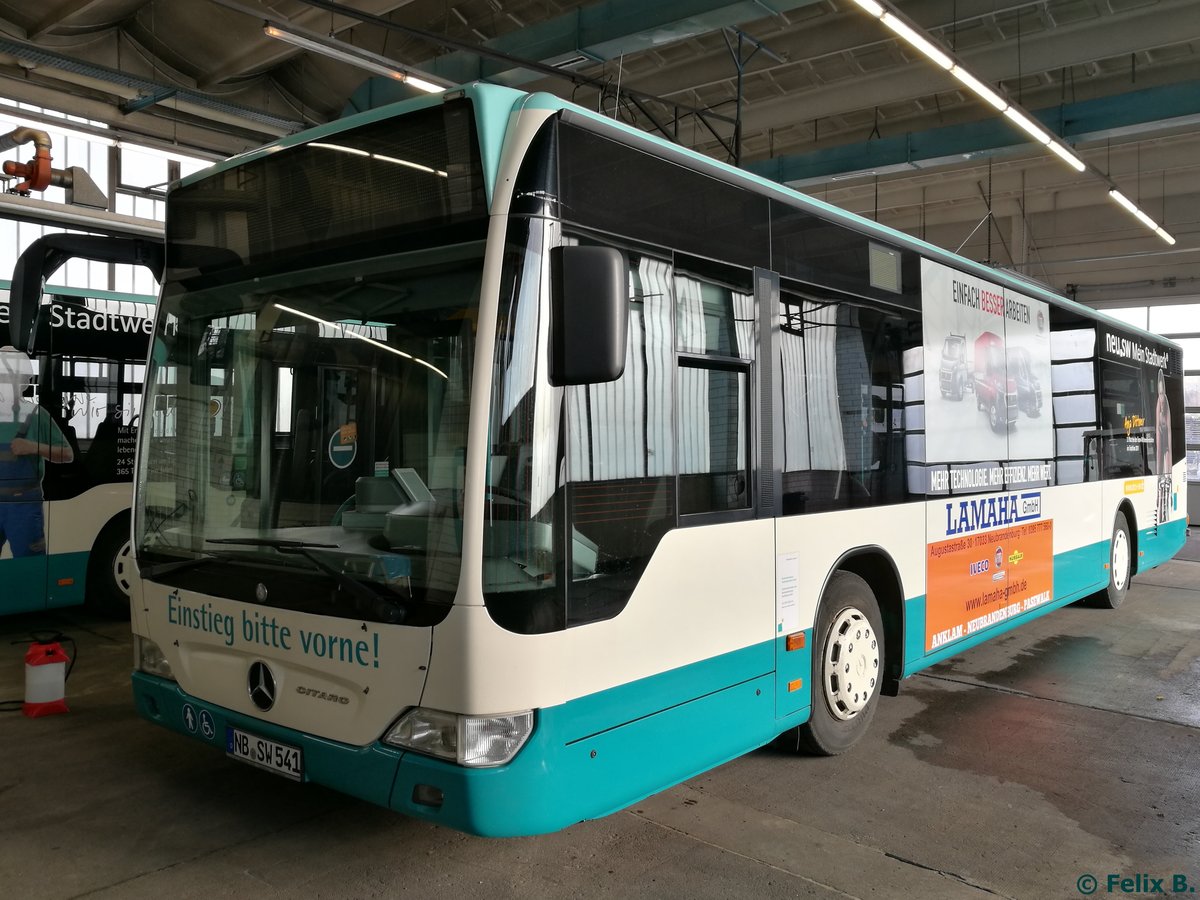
784,571,884,756
87,515,134,619
1090,512,1132,610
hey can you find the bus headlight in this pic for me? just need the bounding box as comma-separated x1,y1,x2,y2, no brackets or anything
384,707,533,767
136,636,176,680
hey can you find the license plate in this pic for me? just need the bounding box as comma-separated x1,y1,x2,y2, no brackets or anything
226,727,303,781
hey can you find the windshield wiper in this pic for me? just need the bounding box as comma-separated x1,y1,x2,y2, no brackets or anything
140,553,220,580
205,538,407,624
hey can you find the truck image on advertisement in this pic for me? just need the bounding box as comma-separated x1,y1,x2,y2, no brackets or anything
938,334,969,400
974,331,1017,432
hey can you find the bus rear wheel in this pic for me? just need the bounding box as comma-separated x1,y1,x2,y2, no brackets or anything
87,515,133,619
781,571,883,756
1089,512,1132,610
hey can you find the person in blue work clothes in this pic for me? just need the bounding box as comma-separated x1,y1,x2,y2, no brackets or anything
0,345,73,557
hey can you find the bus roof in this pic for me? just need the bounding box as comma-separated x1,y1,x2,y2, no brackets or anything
176,83,1180,353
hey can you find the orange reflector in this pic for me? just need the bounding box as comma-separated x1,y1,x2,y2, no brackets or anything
787,679,803,693
786,632,805,652
57,578,74,586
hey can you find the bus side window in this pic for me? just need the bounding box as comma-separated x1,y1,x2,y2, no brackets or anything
677,363,749,515
1099,359,1151,478
564,248,677,627
1049,324,1097,486
778,289,917,514
674,256,754,518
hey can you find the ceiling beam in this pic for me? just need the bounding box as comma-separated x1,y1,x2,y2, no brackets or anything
0,70,250,156
681,0,1198,141
0,36,304,135
410,0,823,87
746,79,1200,187
617,0,1029,101
29,0,111,41
819,132,1200,230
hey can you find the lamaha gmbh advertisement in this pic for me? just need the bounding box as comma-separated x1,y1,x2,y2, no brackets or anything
920,258,1053,487
926,492,1054,653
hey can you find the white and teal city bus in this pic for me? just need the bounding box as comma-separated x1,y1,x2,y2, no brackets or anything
1,275,156,616
99,84,1184,836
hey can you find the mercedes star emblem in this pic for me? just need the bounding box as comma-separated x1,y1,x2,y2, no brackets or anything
255,583,269,602
248,661,276,711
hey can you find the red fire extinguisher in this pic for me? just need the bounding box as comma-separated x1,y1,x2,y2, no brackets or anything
23,636,73,718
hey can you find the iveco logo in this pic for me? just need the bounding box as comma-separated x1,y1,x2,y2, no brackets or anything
247,661,276,711
255,583,269,602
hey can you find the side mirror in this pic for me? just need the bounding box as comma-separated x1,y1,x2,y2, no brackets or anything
549,245,629,386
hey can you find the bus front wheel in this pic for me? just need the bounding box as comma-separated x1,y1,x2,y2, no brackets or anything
1090,512,1132,610
87,515,134,619
781,571,884,756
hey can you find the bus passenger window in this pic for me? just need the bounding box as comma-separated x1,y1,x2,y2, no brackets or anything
678,364,749,515
483,224,679,633
778,290,917,513
1099,360,1152,478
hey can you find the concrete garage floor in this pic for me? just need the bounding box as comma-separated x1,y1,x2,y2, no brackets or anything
1,543,1197,900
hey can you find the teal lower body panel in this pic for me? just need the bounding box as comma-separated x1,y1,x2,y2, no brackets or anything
0,556,49,615
902,522,1186,677
774,631,813,717
0,551,88,615
903,539,1106,675
133,641,809,838
1137,518,1186,572
46,551,88,609
902,535,1108,676
391,671,799,837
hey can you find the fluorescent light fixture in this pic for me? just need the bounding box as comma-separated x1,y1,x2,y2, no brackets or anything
264,23,445,93
950,66,1008,112
880,13,953,69
1002,106,1051,144
1109,189,1158,230
1046,140,1086,173
1109,190,1175,243
855,1,1170,244
851,0,886,16
398,74,445,94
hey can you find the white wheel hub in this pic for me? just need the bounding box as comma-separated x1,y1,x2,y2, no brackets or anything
1111,528,1130,592
821,607,879,721
113,539,134,597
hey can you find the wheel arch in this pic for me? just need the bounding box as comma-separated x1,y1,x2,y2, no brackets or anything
1115,499,1138,575
823,546,906,697
91,508,132,552
86,508,134,615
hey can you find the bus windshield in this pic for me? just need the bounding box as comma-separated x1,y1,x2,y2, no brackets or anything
136,246,481,618
135,97,489,621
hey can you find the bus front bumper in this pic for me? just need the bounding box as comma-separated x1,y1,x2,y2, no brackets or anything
132,662,782,838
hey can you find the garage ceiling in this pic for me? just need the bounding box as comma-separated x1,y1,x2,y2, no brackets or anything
0,0,1197,301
